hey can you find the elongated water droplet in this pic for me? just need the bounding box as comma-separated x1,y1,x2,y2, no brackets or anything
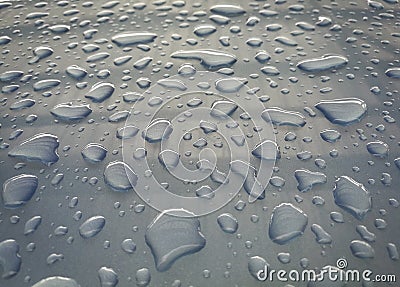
8,133,59,166
297,55,348,72
315,98,367,126
79,216,106,239
0,239,21,279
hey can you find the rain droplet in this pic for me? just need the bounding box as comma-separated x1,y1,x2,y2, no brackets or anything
50,103,92,121
142,119,173,143
84,82,115,103
111,32,157,46
2,174,38,209
79,216,106,239
9,133,59,166
366,141,388,158
315,98,367,126
31,276,79,287
350,240,375,258
217,213,238,234
294,169,327,192
24,216,42,235
171,50,237,69
269,203,308,245
145,209,206,272
81,143,107,163
98,267,118,287
0,239,21,279
333,176,372,220
262,107,306,127
297,55,348,72
104,161,137,191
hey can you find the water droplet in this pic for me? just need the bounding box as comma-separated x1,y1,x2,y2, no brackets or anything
0,70,23,82
297,55,348,72
145,209,206,271
350,240,375,258
133,57,153,70
116,126,139,139
210,100,238,119
81,143,107,163
10,99,35,110
310,224,332,244
171,50,237,69
8,133,59,165
356,225,376,242
121,239,136,254
199,121,218,134
195,185,214,199
31,276,79,287
210,5,245,16
24,216,42,235
260,65,280,76
294,169,327,192
252,140,280,161
2,174,38,209
142,119,173,143
98,267,118,287
111,32,157,46
66,65,87,80
104,161,137,191
269,203,308,245
136,268,151,287
274,36,298,47
385,68,400,78
0,239,21,279
262,107,306,127
366,141,388,158
248,256,269,281
217,213,238,234
85,82,115,103
33,79,61,92
158,149,180,168
386,243,399,261
79,216,106,239
315,98,367,126
333,176,372,220
320,129,341,143
330,212,344,223
194,25,217,37
157,79,187,91
51,103,92,121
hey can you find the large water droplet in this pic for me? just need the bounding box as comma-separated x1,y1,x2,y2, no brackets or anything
50,103,92,121
0,239,21,279
315,98,367,126
269,203,308,245
262,107,306,127
332,176,371,220
145,209,206,272
294,169,327,192
9,133,59,166
31,276,79,287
